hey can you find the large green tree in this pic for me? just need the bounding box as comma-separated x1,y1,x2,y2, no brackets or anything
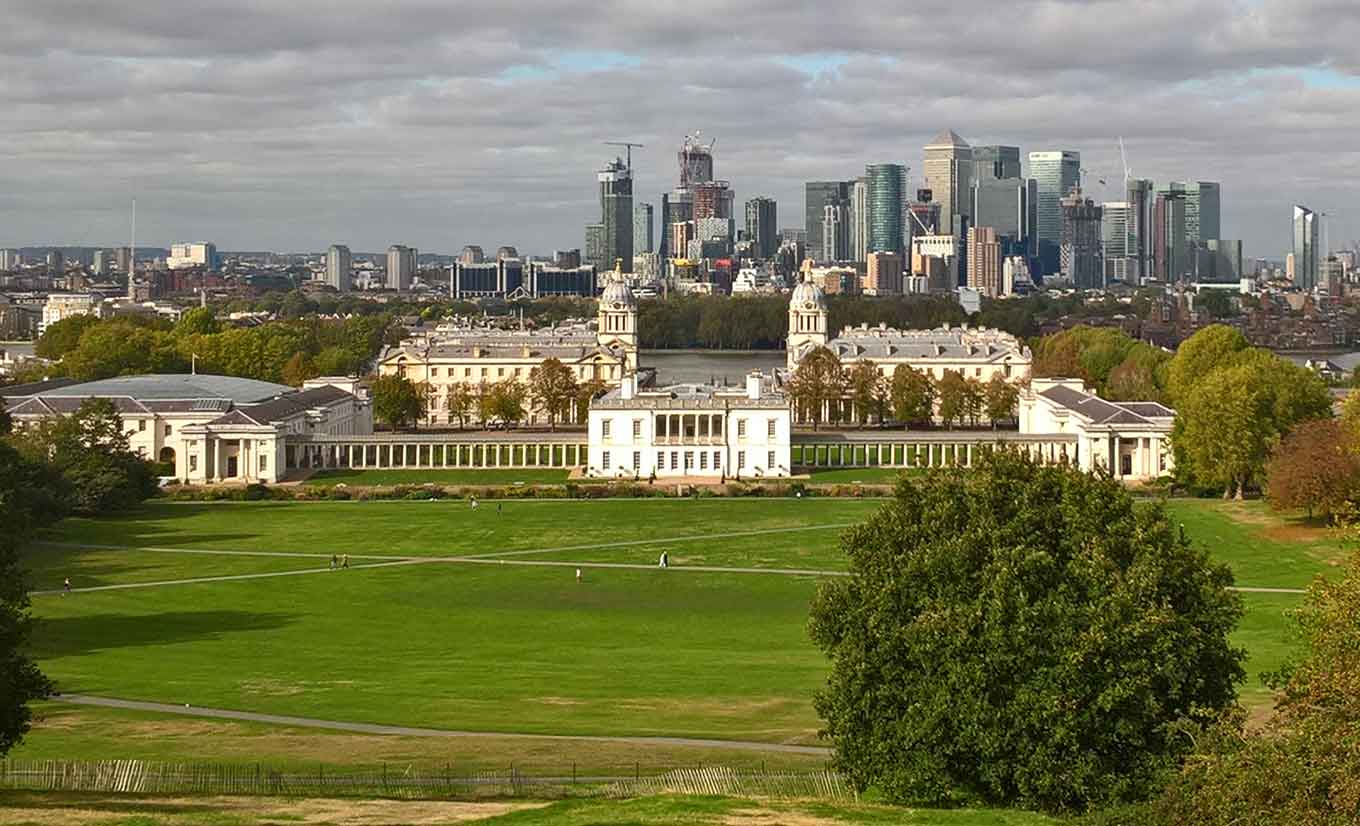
1164,324,1248,405
16,398,158,514
528,358,578,431
846,360,886,427
788,347,845,430
809,450,1244,812
33,314,98,360
890,365,935,427
935,369,969,428
370,375,428,431
983,374,1019,426
1175,364,1274,498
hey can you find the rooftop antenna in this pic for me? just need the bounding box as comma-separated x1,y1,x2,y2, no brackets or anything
603,141,645,170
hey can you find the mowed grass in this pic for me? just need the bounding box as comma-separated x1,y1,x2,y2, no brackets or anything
0,792,1059,826
304,468,573,487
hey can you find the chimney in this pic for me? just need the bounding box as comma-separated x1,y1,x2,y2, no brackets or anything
620,375,635,400
746,372,761,400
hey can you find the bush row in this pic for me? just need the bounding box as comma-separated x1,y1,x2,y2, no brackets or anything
160,480,899,502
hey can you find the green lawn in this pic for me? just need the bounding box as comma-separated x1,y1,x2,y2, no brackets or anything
806,467,916,484
13,495,1340,778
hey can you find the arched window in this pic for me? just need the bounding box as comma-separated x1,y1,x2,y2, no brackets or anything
158,447,176,465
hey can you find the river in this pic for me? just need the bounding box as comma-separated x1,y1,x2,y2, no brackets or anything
643,350,786,385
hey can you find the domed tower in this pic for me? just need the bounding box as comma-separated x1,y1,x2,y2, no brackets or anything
597,263,638,373
787,272,828,369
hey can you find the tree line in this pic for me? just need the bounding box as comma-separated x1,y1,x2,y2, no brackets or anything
786,347,1020,430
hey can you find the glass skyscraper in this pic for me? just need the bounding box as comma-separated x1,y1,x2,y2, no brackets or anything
1293,205,1319,290
865,163,907,255
972,145,1021,180
1028,150,1081,246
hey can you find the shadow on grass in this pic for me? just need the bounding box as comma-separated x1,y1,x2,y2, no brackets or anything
30,610,297,659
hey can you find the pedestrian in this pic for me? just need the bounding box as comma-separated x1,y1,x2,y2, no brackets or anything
575,567,582,583
330,554,338,570
341,554,350,569
471,496,479,510
658,551,668,569
62,577,71,596
497,502,502,515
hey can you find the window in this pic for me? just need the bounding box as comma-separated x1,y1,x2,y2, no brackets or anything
656,451,664,469
164,424,172,437
138,420,147,432
498,367,505,377
602,450,611,469
464,367,472,377
713,451,721,469
480,368,488,377
189,455,198,472
768,451,776,469
632,451,640,471
737,419,746,439
670,451,678,469
767,419,776,439
699,452,708,470
738,450,745,468
602,419,611,439
259,455,268,473
684,452,693,470
632,419,641,441
431,367,439,377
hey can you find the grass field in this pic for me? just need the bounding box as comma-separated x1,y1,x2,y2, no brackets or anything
304,468,574,487
0,791,1059,825
12,495,1344,786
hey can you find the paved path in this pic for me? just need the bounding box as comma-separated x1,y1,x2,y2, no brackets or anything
30,559,430,596
448,557,847,577
1230,586,1307,594
37,541,405,561
52,695,830,756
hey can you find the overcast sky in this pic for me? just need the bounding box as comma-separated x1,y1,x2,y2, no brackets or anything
2,0,1358,260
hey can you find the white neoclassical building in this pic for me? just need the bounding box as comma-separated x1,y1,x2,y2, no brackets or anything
1018,378,1175,480
377,274,640,426
786,272,1032,382
587,372,792,480
3,374,371,484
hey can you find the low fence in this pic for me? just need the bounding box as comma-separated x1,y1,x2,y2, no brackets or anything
0,759,850,801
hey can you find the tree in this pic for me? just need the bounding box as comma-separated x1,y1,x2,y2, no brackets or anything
16,398,157,515
961,377,984,426
482,379,527,428
935,369,968,428
446,384,474,430
1120,540,1360,825
1106,357,1163,402
574,378,609,424
280,352,319,387
34,314,98,360
1176,364,1274,498
846,361,885,427
890,365,935,427
370,374,428,431
1265,419,1360,520
1165,324,1248,405
787,347,845,431
983,375,1019,427
0,398,10,437
173,307,219,337
0,440,60,756
61,321,186,380
808,450,1244,812
528,358,578,431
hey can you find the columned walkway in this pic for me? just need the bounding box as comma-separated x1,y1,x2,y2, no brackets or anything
285,433,588,473
790,431,1079,470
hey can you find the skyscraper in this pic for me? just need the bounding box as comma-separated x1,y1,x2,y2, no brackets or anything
1101,203,1133,283
822,202,849,262
850,178,868,263
386,245,416,290
972,145,1021,181
966,227,1003,298
1293,205,1319,290
805,181,852,261
596,157,633,272
1060,192,1103,289
744,197,778,260
923,130,974,237
865,163,907,256
634,203,654,255
971,177,1032,244
1028,150,1081,248
1153,190,1187,281
325,244,352,292
1125,178,1154,281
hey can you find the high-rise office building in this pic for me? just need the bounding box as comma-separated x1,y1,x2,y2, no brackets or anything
325,244,352,291
805,180,852,261
1028,150,1081,247
634,203,654,255
46,250,64,272
850,178,869,263
1060,192,1103,289
92,249,109,276
386,245,417,290
168,243,218,270
0,249,21,271
1292,205,1319,290
585,224,605,268
966,227,1003,298
744,197,778,260
1153,190,1187,281
863,251,904,295
458,245,485,264
1153,181,1221,242
595,157,633,272
822,202,849,262
865,163,907,256
1125,179,1154,281
972,145,1021,181
971,177,1033,245
1101,203,1134,283
923,130,974,237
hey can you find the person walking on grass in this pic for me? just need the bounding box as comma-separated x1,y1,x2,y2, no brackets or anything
497,501,502,516
341,554,350,569
62,577,71,596
330,554,338,570
471,496,479,510
658,551,668,569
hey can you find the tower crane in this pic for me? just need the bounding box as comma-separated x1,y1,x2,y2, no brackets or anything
603,141,645,170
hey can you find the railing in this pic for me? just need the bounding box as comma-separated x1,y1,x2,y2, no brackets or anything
0,759,850,801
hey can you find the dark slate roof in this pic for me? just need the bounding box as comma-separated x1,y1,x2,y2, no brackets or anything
1,374,291,404
1039,384,1160,425
217,384,353,426
1114,402,1175,419
0,378,80,397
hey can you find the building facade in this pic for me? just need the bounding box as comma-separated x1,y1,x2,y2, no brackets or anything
805,180,852,263
597,157,634,273
167,243,218,270
1060,192,1104,289
1018,378,1174,480
865,163,907,255
744,196,778,260
386,245,417,290
972,145,1021,181
1293,205,1319,290
966,226,1003,298
1028,150,1081,246
923,130,974,238
633,203,654,255
587,372,791,479
325,244,352,292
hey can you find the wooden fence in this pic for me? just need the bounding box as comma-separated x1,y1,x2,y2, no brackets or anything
0,759,850,801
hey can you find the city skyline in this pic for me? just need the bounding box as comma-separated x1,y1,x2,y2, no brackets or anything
1,1,1357,260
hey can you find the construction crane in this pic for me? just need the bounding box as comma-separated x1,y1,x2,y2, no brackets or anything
603,141,645,170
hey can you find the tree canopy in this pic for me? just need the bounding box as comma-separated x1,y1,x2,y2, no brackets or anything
370,375,428,431
1032,325,1169,401
1265,419,1360,520
809,450,1244,812
528,358,578,431
787,347,845,430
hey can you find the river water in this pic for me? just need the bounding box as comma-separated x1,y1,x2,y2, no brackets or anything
643,350,786,385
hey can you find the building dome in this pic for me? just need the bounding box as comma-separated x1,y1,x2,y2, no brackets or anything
789,273,827,311
600,277,637,310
